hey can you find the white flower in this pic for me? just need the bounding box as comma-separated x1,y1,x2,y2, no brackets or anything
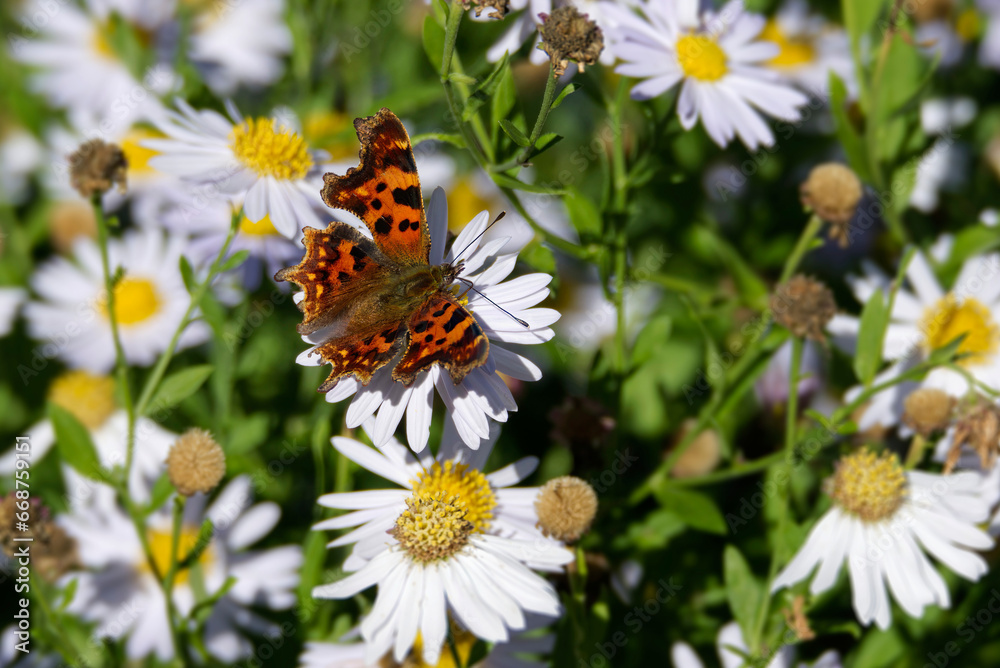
187,0,293,95
315,420,560,572
60,476,303,662
144,101,329,239
772,449,994,630
298,616,554,668
601,0,808,149
0,288,25,337
313,481,572,666
758,0,854,97
671,621,843,667
980,0,1000,68
909,98,975,213
296,187,558,451
754,339,823,409
827,248,1000,433
0,128,43,206
24,227,210,373
10,0,174,131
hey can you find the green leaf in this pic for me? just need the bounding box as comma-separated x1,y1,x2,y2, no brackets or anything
563,188,602,236
723,545,764,644
59,577,79,612
179,256,197,293
874,36,925,164
226,413,270,455
463,53,511,122
498,119,530,147
490,173,565,195
550,82,579,110
150,365,214,411
146,474,175,516
422,15,445,72
654,485,727,534
491,63,518,130
48,403,105,481
527,132,563,160
612,509,685,551
447,72,477,85
853,628,905,668
853,288,889,386
829,71,871,183
631,314,672,369
843,0,888,65
219,250,250,273
519,243,556,274
410,132,466,149
178,519,215,571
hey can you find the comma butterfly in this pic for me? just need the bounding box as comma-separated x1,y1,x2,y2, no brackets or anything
275,108,489,392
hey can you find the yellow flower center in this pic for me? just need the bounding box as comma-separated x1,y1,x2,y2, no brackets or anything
239,213,280,236
100,277,162,326
48,371,116,430
229,118,313,180
303,110,359,162
412,460,496,533
829,449,907,522
447,177,496,235
144,527,215,585
759,20,816,68
391,492,474,563
120,127,164,176
921,295,1000,366
676,34,728,81
956,8,982,43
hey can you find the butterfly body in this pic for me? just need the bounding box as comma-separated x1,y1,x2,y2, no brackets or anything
276,109,489,392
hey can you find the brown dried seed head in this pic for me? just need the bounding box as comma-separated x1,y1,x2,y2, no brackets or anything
771,275,837,341
800,163,863,246
902,388,955,437
461,0,509,19
0,495,79,581
167,428,226,496
946,402,1000,473
535,475,598,542
68,139,128,198
670,419,722,478
538,6,604,77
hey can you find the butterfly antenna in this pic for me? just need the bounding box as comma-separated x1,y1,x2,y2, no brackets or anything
453,211,506,261
457,277,529,328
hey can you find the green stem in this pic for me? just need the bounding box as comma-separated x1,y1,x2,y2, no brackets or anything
492,63,560,172
672,451,786,487
161,497,190,666
778,214,823,284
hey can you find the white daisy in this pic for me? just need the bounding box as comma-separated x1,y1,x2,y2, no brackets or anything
10,0,175,131
299,616,554,668
315,420,560,572
312,484,572,666
143,101,329,239
0,288,25,337
60,476,303,662
772,449,994,630
758,0,854,97
909,98,975,214
0,370,174,507
601,0,808,149
23,227,210,373
0,127,43,205
295,187,559,451
827,248,1000,433
670,621,842,668
187,0,293,95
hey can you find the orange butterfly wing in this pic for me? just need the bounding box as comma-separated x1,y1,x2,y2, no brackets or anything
393,294,489,386
320,108,429,266
311,323,406,391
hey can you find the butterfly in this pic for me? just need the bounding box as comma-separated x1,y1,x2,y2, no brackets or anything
275,108,490,393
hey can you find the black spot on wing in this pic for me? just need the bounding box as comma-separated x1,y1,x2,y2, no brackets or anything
397,219,410,232
442,308,466,334
392,186,420,209
349,246,367,261
337,271,350,282
371,199,382,211
374,216,392,235
413,321,429,333
376,183,387,193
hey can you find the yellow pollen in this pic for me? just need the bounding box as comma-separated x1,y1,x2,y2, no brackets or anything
448,177,495,235
143,527,215,585
676,34,728,81
239,213,280,236
956,9,982,43
829,449,908,522
229,118,313,180
303,111,358,162
759,20,816,68
100,277,162,326
412,460,496,533
48,371,116,430
391,492,474,563
921,295,1000,366
120,127,164,176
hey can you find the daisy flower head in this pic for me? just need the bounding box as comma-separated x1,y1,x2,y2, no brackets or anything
61,476,303,662
187,0,293,95
144,100,329,239
315,420,563,572
24,227,209,373
827,248,1000,433
10,0,174,131
296,186,559,451
758,0,854,97
772,448,994,629
0,370,175,507
313,459,573,666
671,620,841,668
601,0,809,149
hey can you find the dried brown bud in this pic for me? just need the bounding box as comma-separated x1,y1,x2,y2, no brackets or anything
782,595,816,641
535,476,598,542
68,139,128,198
912,0,953,24
669,419,722,478
0,495,79,581
771,275,837,342
167,428,226,496
461,0,509,19
946,402,1000,473
538,6,604,77
902,388,955,437
800,163,863,247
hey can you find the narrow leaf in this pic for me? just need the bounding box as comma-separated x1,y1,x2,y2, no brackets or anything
853,288,888,386
150,365,214,411
724,545,764,644
498,119,530,147
550,82,579,110
48,403,105,481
